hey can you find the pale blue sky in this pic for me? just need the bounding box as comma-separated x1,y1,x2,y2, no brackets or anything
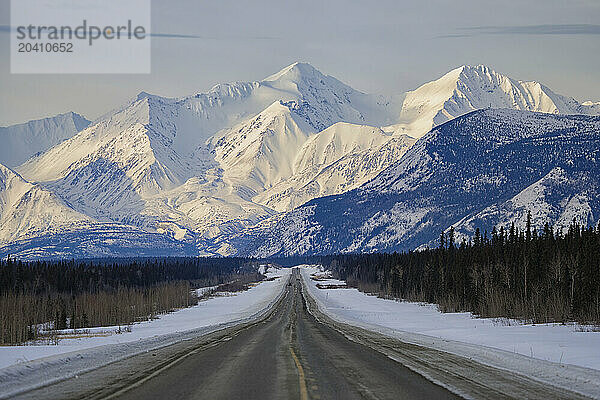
1,0,599,126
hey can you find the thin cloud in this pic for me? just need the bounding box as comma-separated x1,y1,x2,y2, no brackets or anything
151,33,277,40
439,24,600,38
436,33,472,39
150,32,204,39
466,24,600,35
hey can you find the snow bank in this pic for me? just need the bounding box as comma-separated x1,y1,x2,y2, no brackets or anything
301,265,600,397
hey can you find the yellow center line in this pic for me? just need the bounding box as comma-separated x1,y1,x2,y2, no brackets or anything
290,273,309,400
290,345,309,400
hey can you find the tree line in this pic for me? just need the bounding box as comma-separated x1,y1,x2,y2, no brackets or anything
321,217,600,325
0,257,262,344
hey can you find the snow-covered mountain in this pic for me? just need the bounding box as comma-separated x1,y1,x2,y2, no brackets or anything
239,110,600,257
210,101,415,211
391,65,600,139
1,62,600,259
0,163,198,259
99,62,397,158
254,124,415,211
442,167,599,248
0,163,93,242
8,63,400,251
210,101,317,197
0,112,90,167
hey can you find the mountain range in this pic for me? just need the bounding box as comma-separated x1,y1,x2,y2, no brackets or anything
242,110,600,256
0,63,598,259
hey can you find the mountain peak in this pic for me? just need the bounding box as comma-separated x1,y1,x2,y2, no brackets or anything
135,91,167,103
396,63,591,139
460,63,496,72
455,64,548,91
263,62,321,82
136,91,152,100
0,112,91,167
458,64,506,80
69,111,91,132
439,64,502,84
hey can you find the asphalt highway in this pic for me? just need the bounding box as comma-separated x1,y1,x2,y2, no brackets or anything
109,268,457,400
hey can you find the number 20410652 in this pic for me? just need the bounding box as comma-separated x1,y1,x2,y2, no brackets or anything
18,42,73,52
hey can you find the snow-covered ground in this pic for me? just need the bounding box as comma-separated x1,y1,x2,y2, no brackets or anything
195,284,219,297
301,265,600,397
0,267,290,397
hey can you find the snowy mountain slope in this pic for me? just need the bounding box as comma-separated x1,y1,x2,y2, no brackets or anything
581,101,600,114
18,98,208,186
143,175,276,240
441,167,600,247
0,112,90,167
0,163,94,242
2,166,271,258
254,124,415,211
294,123,393,172
210,102,416,212
239,110,600,257
0,163,197,260
390,65,600,139
16,99,210,226
210,101,316,196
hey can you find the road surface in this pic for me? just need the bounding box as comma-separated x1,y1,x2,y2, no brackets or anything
14,268,590,400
